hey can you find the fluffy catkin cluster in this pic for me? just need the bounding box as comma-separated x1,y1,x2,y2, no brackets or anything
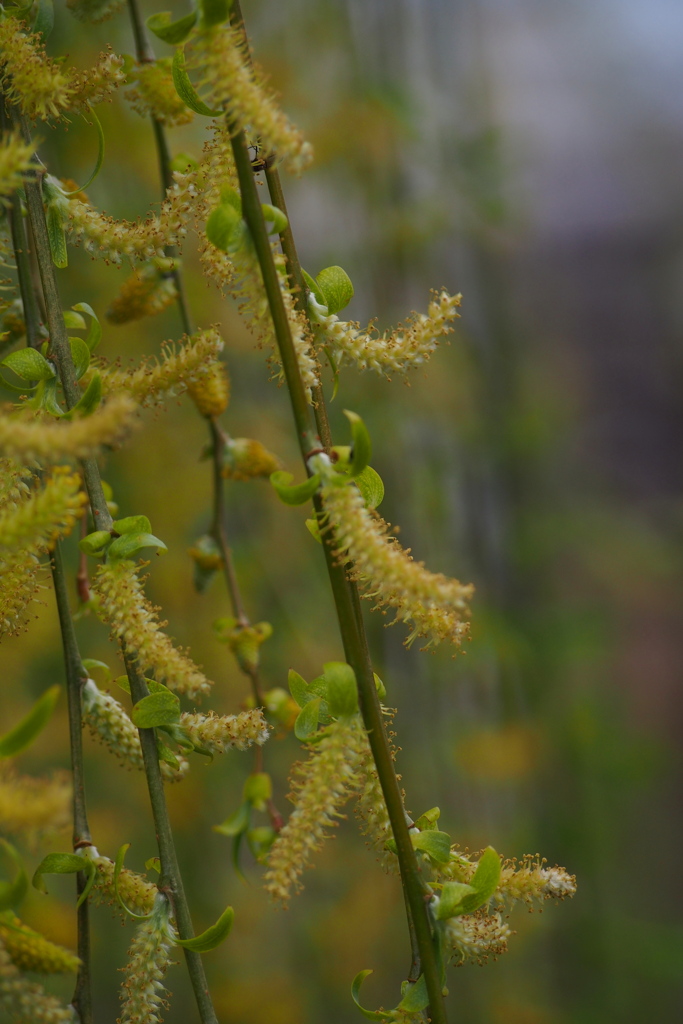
92,561,213,700
0,915,80,974
219,438,281,481
87,852,157,919
0,941,76,1024
441,850,577,908
319,470,473,649
119,893,176,1024
125,59,194,128
444,911,511,964
0,460,45,638
180,709,270,755
310,290,462,376
354,720,399,874
106,262,178,325
0,393,139,461
264,717,368,904
67,0,125,23
190,22,313,174
82,679,189,782
186,357,230,418
0,467,85,553
96,329,225,408
0,133,35,200
0,765,71,840
67,48,126,112
0,16,73,120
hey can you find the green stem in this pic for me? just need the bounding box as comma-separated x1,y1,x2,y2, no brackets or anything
123,653,219,1024
228,119,448,1024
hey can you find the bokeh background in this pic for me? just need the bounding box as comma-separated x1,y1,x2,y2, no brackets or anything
2,0,683,1021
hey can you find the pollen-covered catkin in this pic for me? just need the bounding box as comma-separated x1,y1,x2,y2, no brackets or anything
186,360,230,418
180,709,270,755
0,133,35,200
310,290,461,376
0,393,139,462
126,59,194,128
82,680,189,782
87,852,157,919
0,915,80,974
440,850,577,907
319,471,473,650
0,18,73,120
264,717,368,904
0,941,76,1023
119,893,176,1024
92,561,213,700
355,725,399,874
191,22,313,173
444,911,511,964
220,438,280,481
106,262,178,325
0,467,85,554
0,765,71,840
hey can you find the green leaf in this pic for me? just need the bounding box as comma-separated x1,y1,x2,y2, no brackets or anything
457,847,501,915
113,515,152,535
113,843,151,920
145,857,161,875
206,203,245,253
411,830,452,865
71,303,101,352
301,268,325,306
131,691,180,730
146,10,198,44
305,517,322,543
435,881,477,920
287,669,309,707
316,266,354,315
175,905,234,952
199,0,232,28
294,697,321,741
220,186,242,213
414,807,440,831
46,203,67,269
323,661,358,719
78,530,111,556
68,371,102,419
115,675,167,696
373,673,386,698
172,48,222,117
243,772,272,809
62,107,105,196
260,203,288,235
0,841,28,913
62,311,86,330
107,532,168,561
0,686,60,759
32,853,95,908
213,801,250,837
157,738,180,769
355,466,384,509
397,974,429,1013
351,970,394,1021
343,410,371,477
270,470,320,506
246,826,276,862
1,348,54,382
32,0,54,40
37,379,65,416
69,337,91,381
82,659,110,680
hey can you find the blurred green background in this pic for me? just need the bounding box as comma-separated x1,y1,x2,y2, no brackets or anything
2,0,683,1021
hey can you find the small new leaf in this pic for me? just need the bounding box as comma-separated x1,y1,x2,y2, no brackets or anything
131,691,180,730
107,533,167,561
69,337,91,381
302,268,325,306
1,349,54,382
294,697,321,741
397,975,429,1014
270,470,320,506
435,881,477,920
0,686,60,759
457,846,501,915
146,10,198,44
316,266,354,315
68,372,102,418
47,204,67,269
411,830,452,865
199,0,232,28
355,466,384,509
79,531,111,556
0,841,28,913
114,844,151,920
206,203,245,253
261,203,288,235
213,802,250,837
175,905,234,952
323,661,358,719
113,515,152,535
351,970,394,1022
71,303,102,352
32,853,95,908
172,48,222,117
343,410,371,477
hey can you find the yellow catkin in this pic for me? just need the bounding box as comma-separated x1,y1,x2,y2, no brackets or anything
354,716,400,874
82,680,189,782
180,709,270,755
0,550,46,639
0,17,73,120
95,328,225,408
92,560,213,701
191,22,313,174
126,59,194,128
68,48,125,111
220,438,281,481
318,468,473,650
0,393,139,462
106,262,178,324
0,941,76,1023
264,717,368,905
87,852,157,919
0,915,80,974
186,361,230,418
0,765,71,840
119,894,176,1024
441,850,577,908
310,290,462,376
67,0,126,23
0,133,35,200
0,467,85,553
444,911,511,964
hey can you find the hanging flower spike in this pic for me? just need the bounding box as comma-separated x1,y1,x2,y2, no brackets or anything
317,463,473,650
0,914,80,974
310,289,462,377
106,261,178,325
186,358,230,418
0,134,35,201
126,59,194,128
82,679,189,782
0,764,71,839
68,48,126,112
0,393,139,462
263,716,368,905
0,467,86,554
0,941,76,1023
441,849,577,908
354,719,399,875
189,21,313,174
86,851,157,919
180,708,270,755
0,16,73,121
92,560,213,700
119,892,176,1024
